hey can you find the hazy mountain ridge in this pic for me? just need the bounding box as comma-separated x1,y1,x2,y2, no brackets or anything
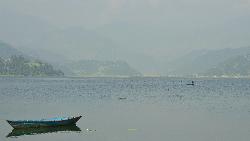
26,28,118,61
168,47,250,76
61,60,142,77
0,40,141,77
204,54,250,77
23,26,161,74
0,9,187,74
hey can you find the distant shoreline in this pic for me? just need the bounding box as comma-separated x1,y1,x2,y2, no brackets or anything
1,75,250,79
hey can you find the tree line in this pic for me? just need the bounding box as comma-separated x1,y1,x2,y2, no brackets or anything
0,56,63,76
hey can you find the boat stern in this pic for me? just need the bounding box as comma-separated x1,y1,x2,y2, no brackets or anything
6,120,17,129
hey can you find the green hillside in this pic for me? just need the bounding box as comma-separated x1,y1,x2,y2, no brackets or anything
0,56,64,76
0,41,63,76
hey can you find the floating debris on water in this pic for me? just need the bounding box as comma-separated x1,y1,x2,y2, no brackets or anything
86,129,96,132
128,128,137,131
118,97,127,100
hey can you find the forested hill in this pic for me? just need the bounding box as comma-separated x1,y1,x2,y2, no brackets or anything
0,56,63,76
0,40,64,76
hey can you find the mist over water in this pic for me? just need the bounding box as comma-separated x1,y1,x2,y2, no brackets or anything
0,77,250,141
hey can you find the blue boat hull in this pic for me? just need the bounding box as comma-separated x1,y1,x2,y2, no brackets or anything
7,116,82,129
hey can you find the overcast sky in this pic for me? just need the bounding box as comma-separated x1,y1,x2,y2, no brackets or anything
0,0,250,74
1,0,249,27
1,0,249,45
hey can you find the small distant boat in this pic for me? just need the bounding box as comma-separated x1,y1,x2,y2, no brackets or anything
186,81,195,86
6,116,82,129
118,97,127,100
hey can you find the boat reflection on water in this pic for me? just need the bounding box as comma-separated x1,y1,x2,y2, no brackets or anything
6,125,81,138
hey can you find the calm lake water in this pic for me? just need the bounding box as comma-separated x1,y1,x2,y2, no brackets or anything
0,77,250,141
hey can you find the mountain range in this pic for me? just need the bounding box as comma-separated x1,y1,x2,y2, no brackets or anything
167,47,250,77
2,38,250,77
0,2,250,75
0,40,141,77
204,54,250,77
60,60,141,77
1,9,250,77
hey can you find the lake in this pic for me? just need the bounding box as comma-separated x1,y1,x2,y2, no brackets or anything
0,77,250,141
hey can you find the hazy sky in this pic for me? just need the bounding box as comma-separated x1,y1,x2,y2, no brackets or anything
1,0,249,27
0,0,250,74
1,0,249,46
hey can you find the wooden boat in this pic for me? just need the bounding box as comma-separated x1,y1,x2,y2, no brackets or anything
6,125,81,138
6,116,82,129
